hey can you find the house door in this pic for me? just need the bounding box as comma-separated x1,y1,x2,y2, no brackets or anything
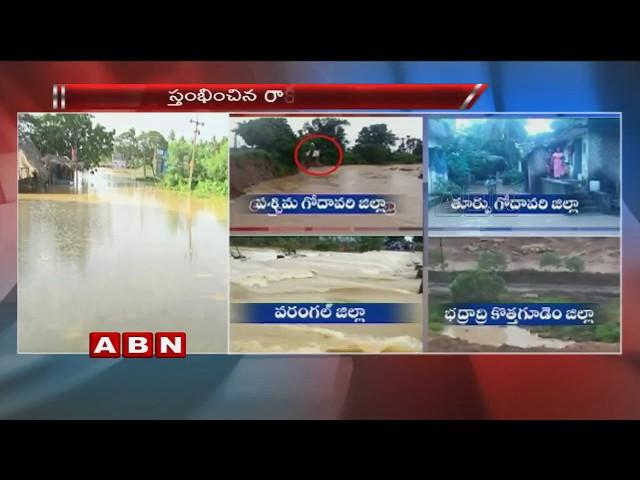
573,138,583,178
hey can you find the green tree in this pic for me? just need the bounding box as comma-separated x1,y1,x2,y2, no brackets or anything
300,118,350,165
114,128,139,167
479,119,527,170
356,124,397,147
354,236,384,252
550,118,583,133
167,137,192,178
450,270,506,303
233,118,296,159
18,113,39,141
540,251,562,270
438,119,529,184
564,255,585,272
477,249,507,272
480,119,527,144
196,137,228,187
352,144,390,164
301,118,350,146
20,113,115,169
444,147,473,186
137,130,168,176
405,137,423,155
164,136,229,194
279,237,300,255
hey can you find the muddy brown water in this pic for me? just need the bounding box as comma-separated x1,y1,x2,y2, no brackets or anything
231,164,423,232
18,168,228,353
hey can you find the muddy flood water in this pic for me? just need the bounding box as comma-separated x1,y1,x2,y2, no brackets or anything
231,164,423,233
18,169,228,353
230,247,423,353
231,247,422,303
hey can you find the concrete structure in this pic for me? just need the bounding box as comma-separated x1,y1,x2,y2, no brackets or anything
522,118,620,210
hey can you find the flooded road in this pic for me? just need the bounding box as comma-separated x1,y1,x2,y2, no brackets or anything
18,169,228,353
231,164,423,233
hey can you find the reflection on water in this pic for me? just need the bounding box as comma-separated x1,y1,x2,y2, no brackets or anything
18,169,228,353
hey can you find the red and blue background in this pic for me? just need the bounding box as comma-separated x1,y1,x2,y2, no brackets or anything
0,61,638,419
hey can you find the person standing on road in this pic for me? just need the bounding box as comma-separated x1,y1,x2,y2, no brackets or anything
303,141,321,168
485,175,497,195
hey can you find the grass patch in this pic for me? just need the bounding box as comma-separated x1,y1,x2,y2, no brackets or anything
428,303,446,333
162,179,228,198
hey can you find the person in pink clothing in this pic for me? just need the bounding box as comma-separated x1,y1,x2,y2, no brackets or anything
550,147,567,178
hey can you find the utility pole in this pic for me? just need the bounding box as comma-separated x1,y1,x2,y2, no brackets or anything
188,118,204,190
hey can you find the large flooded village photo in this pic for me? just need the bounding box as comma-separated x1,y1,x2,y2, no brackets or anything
17,113,229,353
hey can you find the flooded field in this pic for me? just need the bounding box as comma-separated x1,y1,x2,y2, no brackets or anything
18,169,228,353
230,164,423,232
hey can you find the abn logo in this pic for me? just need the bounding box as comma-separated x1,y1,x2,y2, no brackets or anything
89,332,186,358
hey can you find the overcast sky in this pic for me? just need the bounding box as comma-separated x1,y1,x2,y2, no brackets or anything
230,116,423,147
88,113,229,141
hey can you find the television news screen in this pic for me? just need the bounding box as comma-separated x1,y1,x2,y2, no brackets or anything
0,61,638,421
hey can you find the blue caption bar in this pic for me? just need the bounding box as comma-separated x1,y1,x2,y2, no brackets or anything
246,194,396,215
438,194,581,215
239,303,409,324
443,303,598,326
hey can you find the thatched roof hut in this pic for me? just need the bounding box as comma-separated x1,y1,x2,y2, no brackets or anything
42,154,74,170
18,137,48,181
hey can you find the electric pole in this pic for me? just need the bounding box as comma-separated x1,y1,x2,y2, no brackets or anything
188,118,204,190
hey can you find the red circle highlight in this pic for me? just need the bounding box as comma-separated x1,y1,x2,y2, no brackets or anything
293,133,344,176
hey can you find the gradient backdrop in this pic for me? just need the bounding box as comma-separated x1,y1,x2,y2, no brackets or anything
0,61,638,419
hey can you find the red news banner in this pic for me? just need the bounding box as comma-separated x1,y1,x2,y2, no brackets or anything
53,84,488,111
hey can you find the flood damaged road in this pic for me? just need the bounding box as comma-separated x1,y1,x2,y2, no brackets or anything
18,169,229,353
230,164,423,233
